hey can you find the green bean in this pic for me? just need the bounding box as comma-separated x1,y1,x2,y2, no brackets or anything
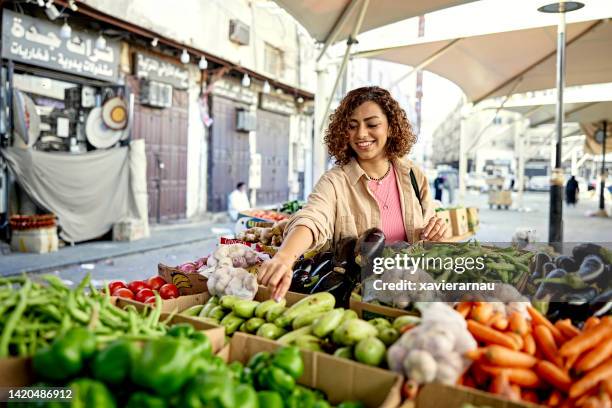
0,279,32,357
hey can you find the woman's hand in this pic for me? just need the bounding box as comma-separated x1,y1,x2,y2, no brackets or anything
257,252,295,301
420,216,447,241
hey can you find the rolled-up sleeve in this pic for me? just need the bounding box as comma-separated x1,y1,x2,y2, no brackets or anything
284,174,336,252
414,167,436,223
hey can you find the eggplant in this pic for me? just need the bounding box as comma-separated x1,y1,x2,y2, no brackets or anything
560,286,599,304
589,289,612,316
534,268,567,301
309,259,333,279
542,262,556,276
572,243,604,264
334,237,357,265
554,255,578,272
532,252,552,278
577,255,605,282
290,269,312,293
354,228,386,265
312,251,333,266
293,259,314,274
309,271,353,308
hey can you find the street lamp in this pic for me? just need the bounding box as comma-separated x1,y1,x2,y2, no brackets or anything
537,1,584,246
595,121,608,217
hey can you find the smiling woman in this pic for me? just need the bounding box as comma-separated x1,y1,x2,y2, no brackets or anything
257,86,448,299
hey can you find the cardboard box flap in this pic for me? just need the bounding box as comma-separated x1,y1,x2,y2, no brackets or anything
416,383,540,408
228,333,402,408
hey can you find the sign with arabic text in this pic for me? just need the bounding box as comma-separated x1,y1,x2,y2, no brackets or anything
134,52,189,89
1,10,120,82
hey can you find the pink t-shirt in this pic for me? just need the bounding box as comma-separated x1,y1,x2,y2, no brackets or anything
367,165,406,243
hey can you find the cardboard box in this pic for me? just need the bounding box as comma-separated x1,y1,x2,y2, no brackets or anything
449,208,468,236
158,263,208,296
466,207,480,232
0,315,226,388
227,333,403,408
349,298,414,321
112,218,147,241
416,383,539,408
116,293,209,314
435,210,454,239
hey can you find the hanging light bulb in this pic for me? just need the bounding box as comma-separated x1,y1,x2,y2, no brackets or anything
59,20,72,39
297,97,304,104
180,49,190,64
95,33,106,50
36,0,45,6
68,0,78,11
198,56,208,70
241,73,251,88
44,1,61,20
262,80,271,94
151,37,159,47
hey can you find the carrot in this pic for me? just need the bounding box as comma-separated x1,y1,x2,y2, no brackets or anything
483,345,537,368
467,320,518,349
491,313,509,331
527,305,564,345
534,324,564,367
536,360,572,392
583,316,600,332
580,396,603,408
471,302,494,324
509,384,521,401
522,390,539,404
523,332,536,355
471,363,489,384
565,352,581,371
569,359,612,399
489,369,510,394
602,378,612,396
575,338,612,374
559,323,612,357
465,348,486,361
509,311,529,336
463,374,476,388
479,365,542,388
546,389,563,407
456,302,472,318
507,332,524,350
575,389,598,407
556,319,581,340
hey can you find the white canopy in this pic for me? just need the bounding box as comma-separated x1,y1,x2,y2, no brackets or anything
355,19,612,103
273,0,477,43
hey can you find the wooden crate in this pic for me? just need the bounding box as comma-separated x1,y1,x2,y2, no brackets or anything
449,208,468,236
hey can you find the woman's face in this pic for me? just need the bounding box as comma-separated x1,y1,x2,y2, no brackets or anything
347,101,389,162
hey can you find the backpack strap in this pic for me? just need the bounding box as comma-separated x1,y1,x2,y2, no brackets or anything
410,169,424,214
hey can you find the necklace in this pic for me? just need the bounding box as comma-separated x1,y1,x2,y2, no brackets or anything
369,165,393,210
365,161,391,185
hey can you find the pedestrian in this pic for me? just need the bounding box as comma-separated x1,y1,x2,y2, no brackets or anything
227,182,251,221
510,177,515,191
565,175,579,206
258,86,447,299
434,175,444,202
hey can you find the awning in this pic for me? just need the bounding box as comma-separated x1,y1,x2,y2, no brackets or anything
273,0,477,43
354,19,612,103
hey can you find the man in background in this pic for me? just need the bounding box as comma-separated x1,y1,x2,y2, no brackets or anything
228,182,250,221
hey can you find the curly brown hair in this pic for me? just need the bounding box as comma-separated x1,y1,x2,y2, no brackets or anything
324,86,417,165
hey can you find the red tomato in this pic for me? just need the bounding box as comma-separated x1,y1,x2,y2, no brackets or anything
128,280,150,293
108,280,126,294
159,283,179,299
147,276,167,291
112,287,134,299
135,288,155,303
144,296,157,304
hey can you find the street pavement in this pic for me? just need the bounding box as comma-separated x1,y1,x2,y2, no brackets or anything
1,191,610,285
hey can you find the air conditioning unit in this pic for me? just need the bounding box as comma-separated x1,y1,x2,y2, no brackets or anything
236,108,256,132
140,80,173,109
229,19,250,46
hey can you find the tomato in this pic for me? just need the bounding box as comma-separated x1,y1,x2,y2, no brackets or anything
135,288,155,303
159,283,179,299
144,296,157,304
147,276,167,291
112,287,134,299
128,280,150,293
108,280,126,294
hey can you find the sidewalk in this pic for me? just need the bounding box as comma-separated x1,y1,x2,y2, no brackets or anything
0,219,234,277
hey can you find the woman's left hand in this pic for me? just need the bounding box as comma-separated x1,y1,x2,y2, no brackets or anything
420,216,447,241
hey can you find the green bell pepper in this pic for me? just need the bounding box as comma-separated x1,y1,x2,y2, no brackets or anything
228,361,244,382
33,328,97,381
167,323,195,338
167,324,212,357
286,386,318,408
125,392,167,408
247,351,271,374
131,336,206,396
337,402,365,408
67,378,116,408
234,383,258,408
180,370,235,408
92,339,140,385
271,346,303,380
257,391,283,408
257,366,295,396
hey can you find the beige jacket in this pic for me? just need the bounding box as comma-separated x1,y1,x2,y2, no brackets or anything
285,157,436,251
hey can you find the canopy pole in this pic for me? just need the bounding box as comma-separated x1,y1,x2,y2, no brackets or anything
318,0,370,138
316,0,361,62
549,10,567,246
599,120,608,214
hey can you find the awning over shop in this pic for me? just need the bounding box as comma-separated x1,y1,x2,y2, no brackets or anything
354,19,612,103
274,0,477,43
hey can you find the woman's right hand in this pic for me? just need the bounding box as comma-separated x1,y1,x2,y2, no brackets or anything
257,252,295,301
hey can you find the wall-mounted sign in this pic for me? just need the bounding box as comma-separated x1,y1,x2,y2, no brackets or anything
259,93,296,116
1,10,120,82
134,52,189,90
212,79,257,106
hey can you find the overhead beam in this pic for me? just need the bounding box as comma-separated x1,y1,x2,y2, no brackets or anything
316,0,361,62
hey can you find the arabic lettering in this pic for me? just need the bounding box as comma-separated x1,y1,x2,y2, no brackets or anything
10,17,25,38
10,42,50,62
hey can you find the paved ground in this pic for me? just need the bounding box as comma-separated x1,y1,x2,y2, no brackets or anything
1,191,610,285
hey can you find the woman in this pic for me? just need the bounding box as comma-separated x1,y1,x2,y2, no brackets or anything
565,175,579,206
259,87,448,300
